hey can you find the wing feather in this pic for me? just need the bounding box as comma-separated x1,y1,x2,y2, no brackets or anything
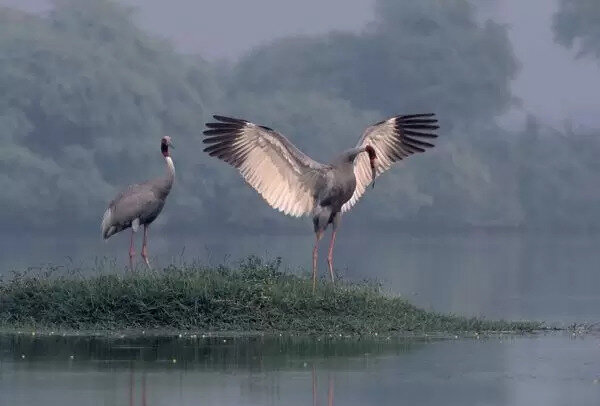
203,115,327,217
342,113,439,213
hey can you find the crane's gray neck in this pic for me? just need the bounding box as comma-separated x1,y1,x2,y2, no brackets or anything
155,156,175,199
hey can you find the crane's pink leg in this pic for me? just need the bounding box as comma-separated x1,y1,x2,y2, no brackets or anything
327,229,337,283
129,229,135,270
141,225,151,269
313,231,323,292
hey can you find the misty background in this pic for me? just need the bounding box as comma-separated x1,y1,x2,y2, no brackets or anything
1,0,600,269
2,4,600,402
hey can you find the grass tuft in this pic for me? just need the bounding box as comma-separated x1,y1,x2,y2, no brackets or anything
0,256,541,334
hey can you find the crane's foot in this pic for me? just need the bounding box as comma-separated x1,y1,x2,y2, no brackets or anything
141,257,151,269
141,248,151,269
142,254,152,269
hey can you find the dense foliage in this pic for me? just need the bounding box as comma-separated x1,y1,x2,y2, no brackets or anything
1,0,599,238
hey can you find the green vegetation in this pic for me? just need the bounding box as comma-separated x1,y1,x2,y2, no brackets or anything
1,0,600,239
0,257,540,334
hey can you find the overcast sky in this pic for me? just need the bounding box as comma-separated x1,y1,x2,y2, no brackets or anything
481,0,600,130
3,0,599,129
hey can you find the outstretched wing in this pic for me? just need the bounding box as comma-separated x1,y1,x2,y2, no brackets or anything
342,113,439,213
203,115,328,217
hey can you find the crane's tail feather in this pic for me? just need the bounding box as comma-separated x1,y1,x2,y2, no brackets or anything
101,207,116,239
131,218,140,232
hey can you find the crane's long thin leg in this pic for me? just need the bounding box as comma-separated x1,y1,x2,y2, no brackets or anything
327,214,340,283
129,229,135,271
141,225,151,269
313,230,323,292
327,229,337,283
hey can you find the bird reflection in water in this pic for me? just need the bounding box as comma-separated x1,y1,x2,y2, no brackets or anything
313,366,334,406
128,366,148,406
125,363,333,405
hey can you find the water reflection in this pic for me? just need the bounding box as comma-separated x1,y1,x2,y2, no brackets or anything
1,333,599,405
128,367,147,406
123,359,336,406
312,367,334,406
0,333,426,368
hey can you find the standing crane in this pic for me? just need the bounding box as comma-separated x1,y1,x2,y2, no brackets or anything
101,136,175,269
202,114,438,290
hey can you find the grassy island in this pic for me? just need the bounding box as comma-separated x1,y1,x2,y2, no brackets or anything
0,257,541,334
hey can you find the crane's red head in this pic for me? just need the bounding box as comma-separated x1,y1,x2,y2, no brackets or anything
161,136,173,157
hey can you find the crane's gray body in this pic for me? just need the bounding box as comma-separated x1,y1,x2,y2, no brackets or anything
313,149,362,234
101,169,174,240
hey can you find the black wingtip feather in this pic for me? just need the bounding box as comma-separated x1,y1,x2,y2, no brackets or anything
390,114,439,152
401,124,440,130
203,128,238,136
393,114,439,139
202,134,238,144
402,142,426,153
399,113,436,120
402,129,438,139
403,136,435,148
401,119,438,124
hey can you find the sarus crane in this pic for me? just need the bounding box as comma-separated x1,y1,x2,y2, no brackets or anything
101,136,175,269
202,114,438,290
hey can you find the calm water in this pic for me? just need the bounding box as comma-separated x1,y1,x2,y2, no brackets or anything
1,333,599,405
2,231,600,404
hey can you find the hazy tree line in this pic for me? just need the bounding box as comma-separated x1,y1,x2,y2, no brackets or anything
1,0,599,238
